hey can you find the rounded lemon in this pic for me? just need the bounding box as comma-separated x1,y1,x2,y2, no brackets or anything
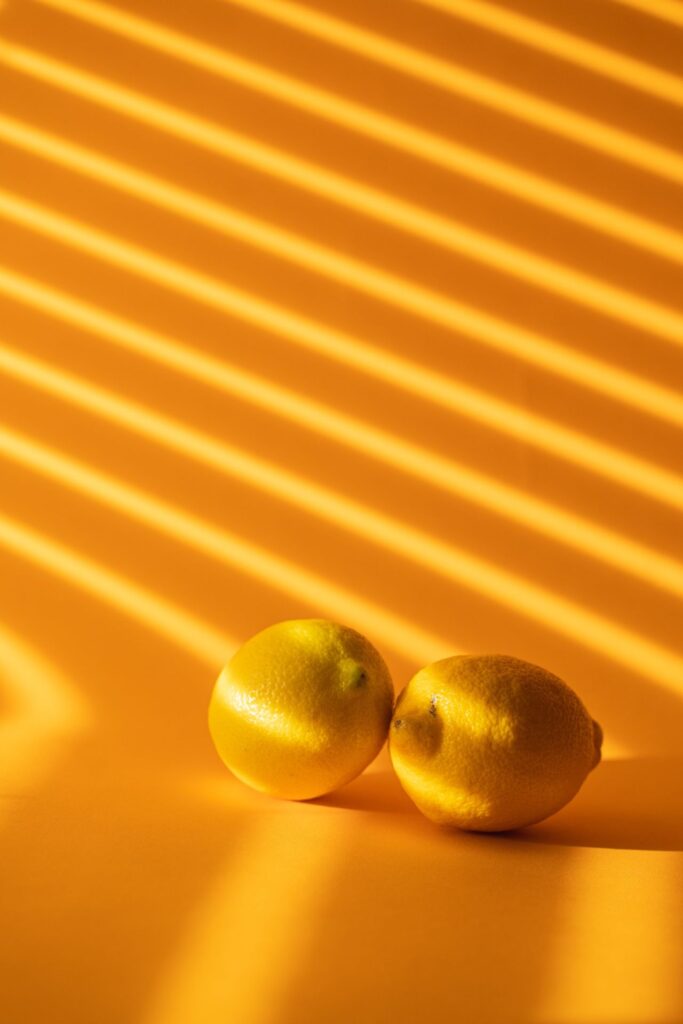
389,654,602,831
209,619,394,800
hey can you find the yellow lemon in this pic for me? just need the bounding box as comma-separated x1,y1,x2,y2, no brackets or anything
389,654,602,831
209,619,394,800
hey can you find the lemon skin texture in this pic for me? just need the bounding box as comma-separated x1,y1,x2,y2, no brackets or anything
209,619,394,800
389,654,602,832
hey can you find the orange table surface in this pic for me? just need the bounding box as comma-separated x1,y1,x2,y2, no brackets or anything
1,1,682,1021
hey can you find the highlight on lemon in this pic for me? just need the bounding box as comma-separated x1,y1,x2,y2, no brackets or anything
389,654,602,832
209,618,394,800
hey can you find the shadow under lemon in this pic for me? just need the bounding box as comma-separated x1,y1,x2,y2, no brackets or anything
315,757,683,853
514,756,683,852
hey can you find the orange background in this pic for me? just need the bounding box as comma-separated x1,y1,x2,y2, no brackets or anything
1,1,682,1021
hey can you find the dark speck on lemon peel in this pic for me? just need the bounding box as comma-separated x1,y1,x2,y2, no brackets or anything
389,654,603,831
208,619,394,801
390,710,443,758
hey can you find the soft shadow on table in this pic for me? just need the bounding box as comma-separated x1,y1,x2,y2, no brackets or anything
317,759,683,852
513,757,683,852
296,761,683,1021
313,768,416,815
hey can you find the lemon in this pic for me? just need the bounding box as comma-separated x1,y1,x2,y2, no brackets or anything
389,654,602,831
209,619,394,800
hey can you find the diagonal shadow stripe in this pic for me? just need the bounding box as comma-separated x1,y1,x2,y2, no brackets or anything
16,0,683,341
1,377,682,690
2,113,683,416
613,0,683,30
413,0,683,106
0,432,453,666
2,9,679,1024
0,514,233,667
211,0,683,182
2,265,681,598
2,29,681,270
1,188,681,511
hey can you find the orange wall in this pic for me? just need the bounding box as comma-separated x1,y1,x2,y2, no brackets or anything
0,2,682,1022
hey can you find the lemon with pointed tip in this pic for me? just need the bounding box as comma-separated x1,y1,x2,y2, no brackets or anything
389,654,602,831
209,619,394,800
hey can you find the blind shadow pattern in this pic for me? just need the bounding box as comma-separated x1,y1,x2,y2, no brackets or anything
0,2,682,1023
